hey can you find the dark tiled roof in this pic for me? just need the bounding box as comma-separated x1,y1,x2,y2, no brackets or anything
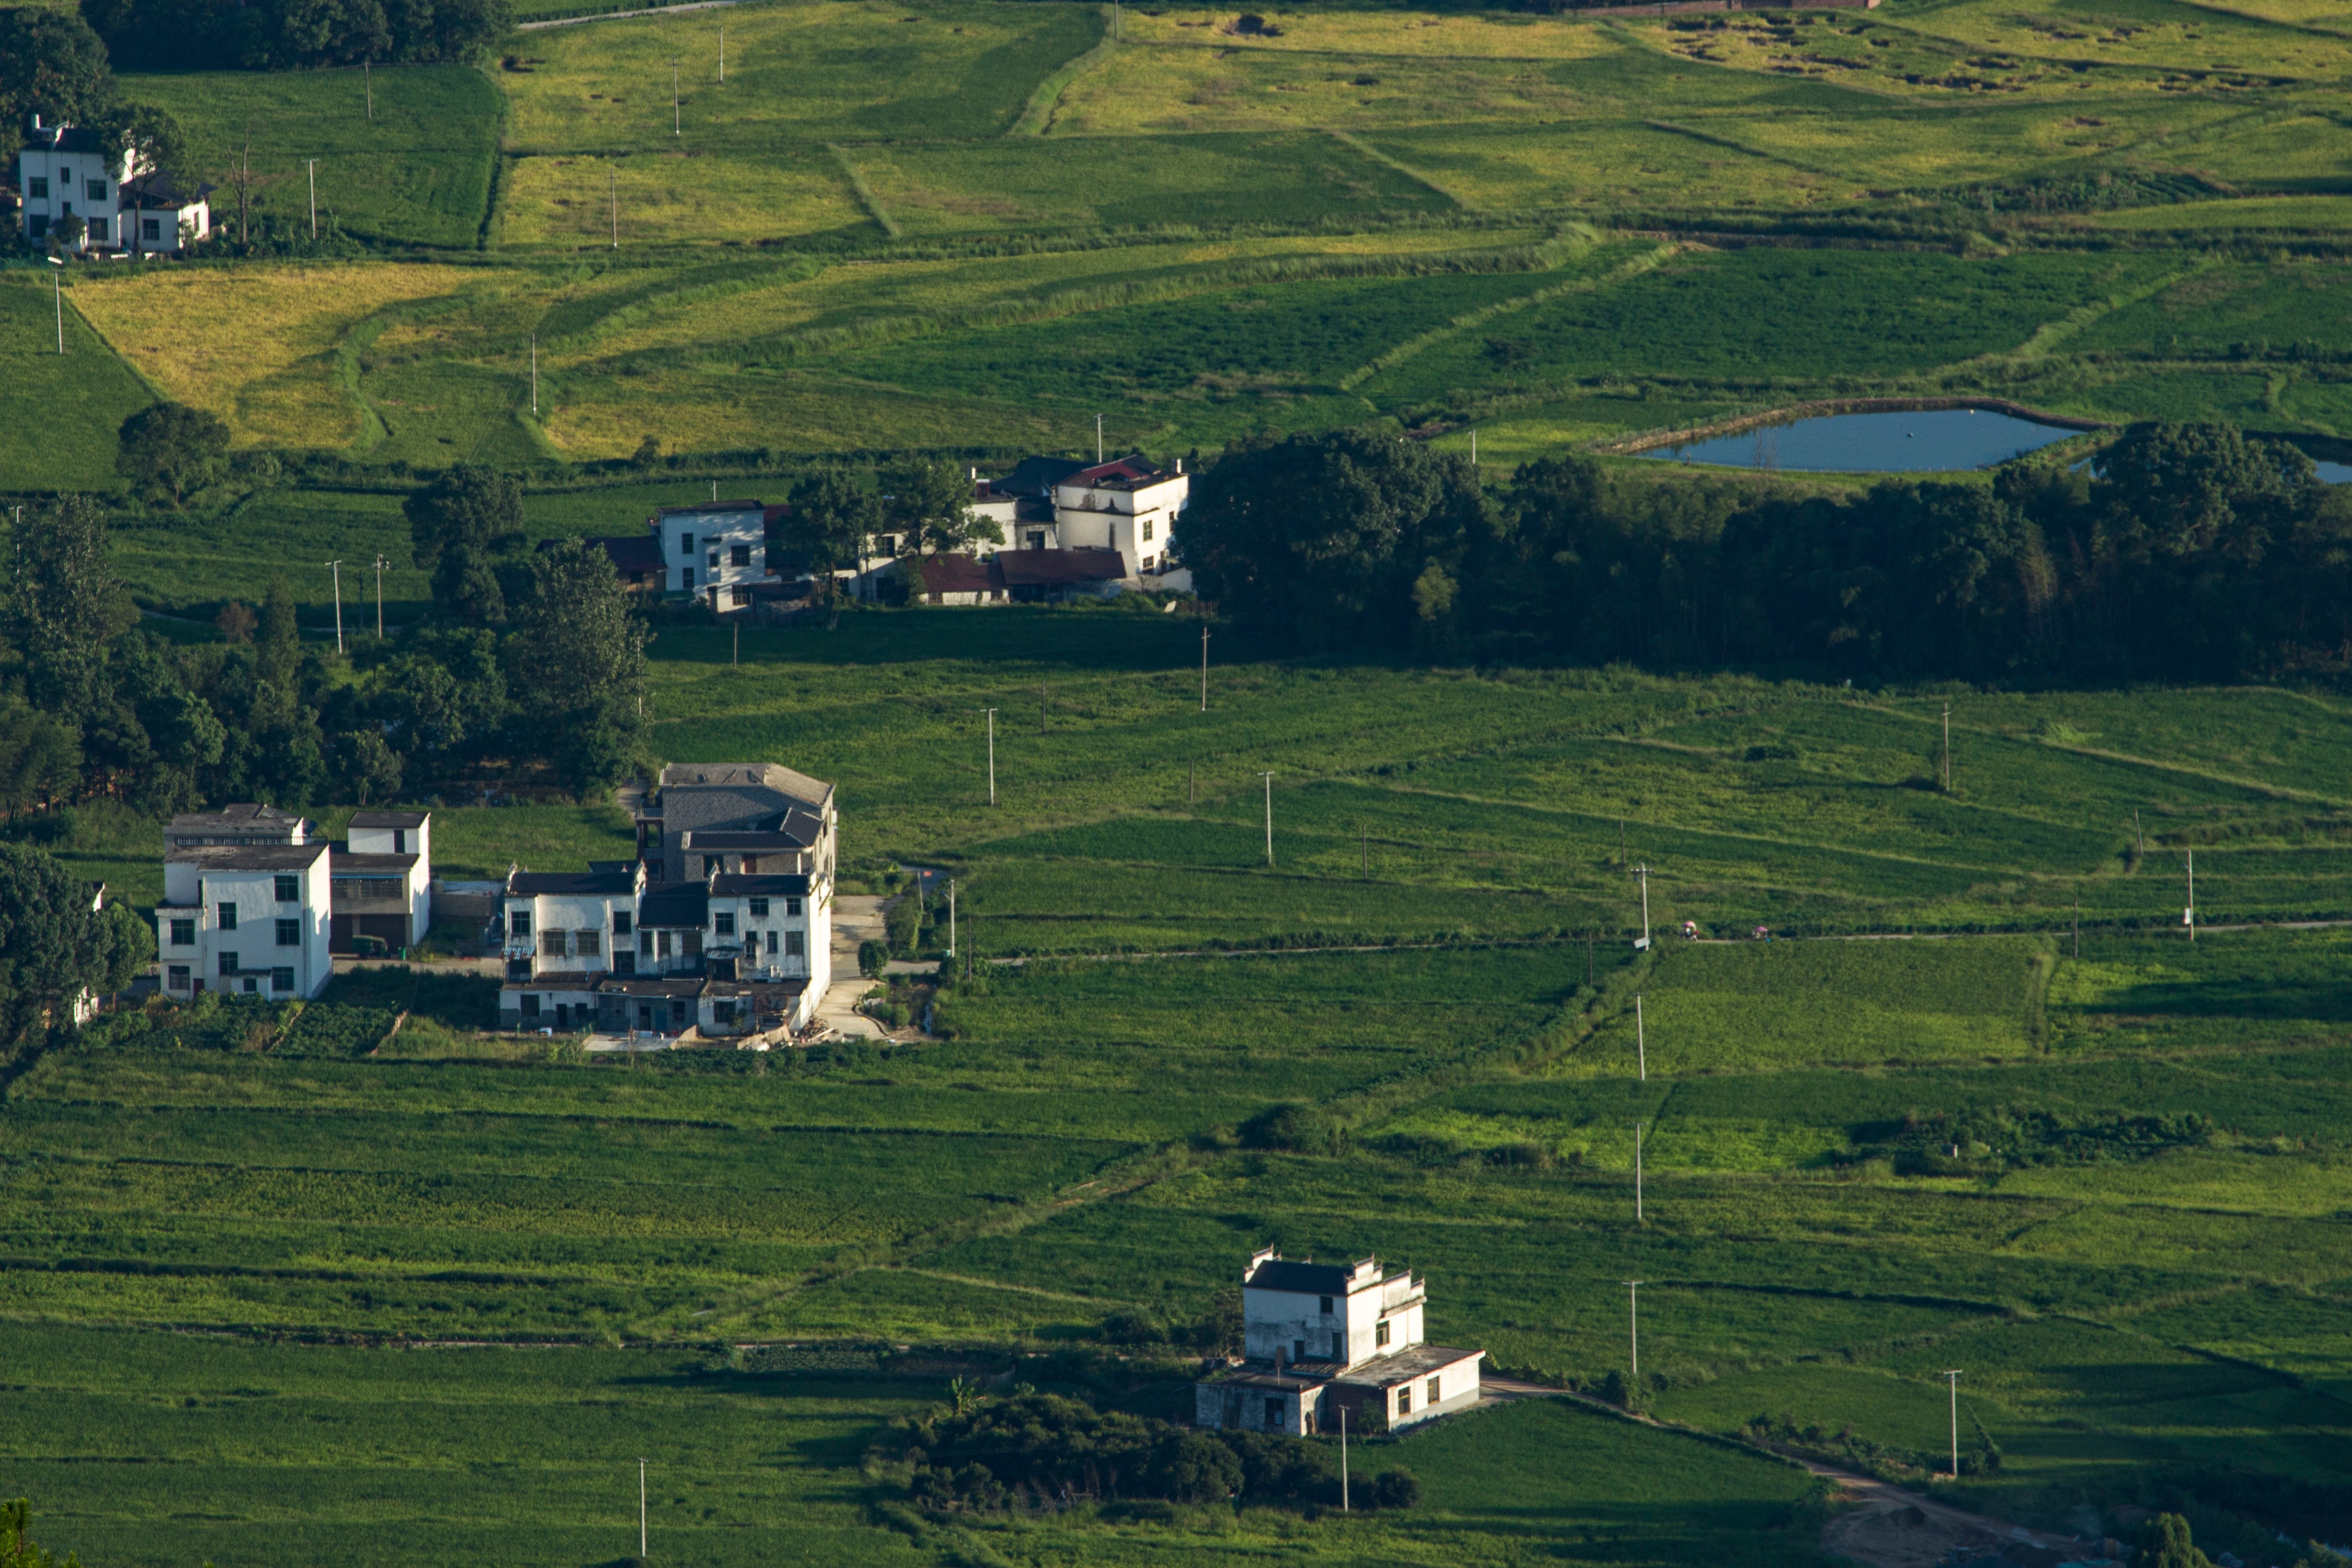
166,843,327,870
917,554,1001,596
709,872,813,896
1072,456,1163,486
330,849,418,872
1246,1259,1354,1296
124,170,212,207
509,870,637,897
349,810,428,829
169,803,304,832
996,548,1126,587
589,534,664,574
639,884,710,927
684,829,814,852
992,456,1088,497
657,500,764,515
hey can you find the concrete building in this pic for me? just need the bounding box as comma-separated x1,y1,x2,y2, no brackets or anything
633,762,835,887
331,809,432,953
154,842,333,1000
1048,457,1188,579
1195,1247,1485,1436
649,500,789,612
17,114,209,254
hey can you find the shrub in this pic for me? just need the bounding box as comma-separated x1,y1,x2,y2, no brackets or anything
1240,1102,1350,1156
1370,1467,1422,1511
858,939,889,978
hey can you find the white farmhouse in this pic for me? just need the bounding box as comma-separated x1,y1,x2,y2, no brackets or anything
154,842,333,1000
1048,456,1187,579
332,809,433,953
1196,1247,1485,1437
650,500,786,613
17,114,210,255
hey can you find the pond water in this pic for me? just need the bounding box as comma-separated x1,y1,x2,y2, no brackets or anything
2316,460,2352,484
1640,408,2079,473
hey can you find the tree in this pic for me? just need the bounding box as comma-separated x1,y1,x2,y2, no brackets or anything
2134,1513,2211,1568
116,402,230,506
12,496,118,724
0,843,144,1050
328,728,402,805
404,463,524,625
0,698,82,819
886,457,993,558
507,539,649,796
1369,1468,1421,1510
0,9,115,169
785,469,882,619
257,574,301,691
1,1496,84,1568
214,601,257,643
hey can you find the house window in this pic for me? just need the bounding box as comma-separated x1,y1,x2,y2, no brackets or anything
272,967,296,993
1375,1319,1391,1348
1427,1376,1441,1405
27,216,48,239
510,910,532,939
169,918,195,947
275,918,299,947
1027,531,1045,550
1293,1338,1306,1363
786,897,802,917
681,566,695,590
540,931,565,957
613,951,635,976
275,875,300,902
1397,1385,1412,1416
141,218,161,242
521,994,542,1018
1332,1331,1345,1359
217,902,238,931
706,550,718,569
166,965,190,989
729,544,750,567
748,897,769,918
679,533,694,556
1264,1398,1284,1430
785,930,804,957
766,930,778,954
218,953,240,976
657,932,672,958
712,1000,737,1025
85,179,106,201
1319,1296,1333,1315
730,586,749,607
640,931,654,954
27,177,46,199
577,930,601,957
392,829,407,854
1143,519,1154,541
714,912,735,937
242,977,259,993
614,912,633,936
86,217,109,243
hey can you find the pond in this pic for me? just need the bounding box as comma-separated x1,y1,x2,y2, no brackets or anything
1639,408,2080,473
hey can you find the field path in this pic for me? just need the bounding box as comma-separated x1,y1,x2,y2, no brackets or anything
1481,1378,2105,1568
517,0,741,30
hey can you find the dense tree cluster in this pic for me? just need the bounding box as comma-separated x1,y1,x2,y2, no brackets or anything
78,0,512,72
1181,422,2352,684
0,481,648,826
889,1391,1419,1515
0,6,182,192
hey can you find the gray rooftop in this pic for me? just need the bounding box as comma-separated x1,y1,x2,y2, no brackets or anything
166,843,327,871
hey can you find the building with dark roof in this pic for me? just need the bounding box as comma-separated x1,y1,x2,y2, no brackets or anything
1196,1246,1486,1436
17,113,210,254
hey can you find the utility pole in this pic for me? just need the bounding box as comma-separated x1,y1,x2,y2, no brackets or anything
1095,412,1104,464
1634,1121,1644,1223
673,57,681,136
1199,626,1209,712
1623,1281,1642,1380
47,257,63,353
1634,993,1646,1081
325,560,345,653
1942,1372,1960,1479
530,332,539,414
947,878,956,957
2135,808,2143,856
1339,1406,1348,1511
2186,847,2195,942
1942,701,1952,792
719,24,725,81
611,166,619,248
1189,759,1195,806
1470,429,1476,467
982,708,997,805
1633,862,1651,950
639,1457,648,1558
1260,771,1275,867
2072,892,2080,960
732,620,739,667
365,59,373,120
306,158,319,239
373,555,388,638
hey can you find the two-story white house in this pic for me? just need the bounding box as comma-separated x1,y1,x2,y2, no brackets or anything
17,114,210,254
1196,1247,1485,1437
1050,457,1188,578
331,809,433,953
651,500,786,612
154,842,333,1000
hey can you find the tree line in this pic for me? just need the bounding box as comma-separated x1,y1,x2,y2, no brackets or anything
0,469,649,827
79,0,511,72
1180,421,2352,684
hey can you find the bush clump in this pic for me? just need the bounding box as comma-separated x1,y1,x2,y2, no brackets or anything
1240,1102,1350,1156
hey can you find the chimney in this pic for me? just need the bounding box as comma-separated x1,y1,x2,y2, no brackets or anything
1175,457,1184,474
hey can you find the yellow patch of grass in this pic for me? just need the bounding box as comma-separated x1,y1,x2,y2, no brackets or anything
71,263,519,448
499,153,869,248
1047,40,1600,135
1117,9,1616,59
1884,0,2352,81
540,366,1086,458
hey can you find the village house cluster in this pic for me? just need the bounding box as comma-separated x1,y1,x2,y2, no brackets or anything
589,454,1191,616
1195,1247,1488,1435
150,763,837,1046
